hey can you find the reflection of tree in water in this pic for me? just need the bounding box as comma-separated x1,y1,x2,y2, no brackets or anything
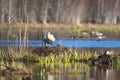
22,76,31,80
95,67,117,80
90,66,96,78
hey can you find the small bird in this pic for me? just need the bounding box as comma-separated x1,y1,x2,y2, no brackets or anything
43,32,55,45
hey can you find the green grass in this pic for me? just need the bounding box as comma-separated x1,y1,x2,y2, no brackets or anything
116,57,120,66
0,48,120,67
0,23,120,32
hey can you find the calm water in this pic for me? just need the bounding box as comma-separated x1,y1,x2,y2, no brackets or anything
0,39,120,47
0,62,120,80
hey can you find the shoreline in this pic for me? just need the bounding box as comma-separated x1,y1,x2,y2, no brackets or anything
0,23,120,40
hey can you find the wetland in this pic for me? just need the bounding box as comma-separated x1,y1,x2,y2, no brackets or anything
0,24,120,80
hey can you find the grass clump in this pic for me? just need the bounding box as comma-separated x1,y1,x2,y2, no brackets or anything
1,47,120,68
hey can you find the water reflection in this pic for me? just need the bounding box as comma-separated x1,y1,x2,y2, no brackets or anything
32,62,90,80
22,76,31,80
31,62,120,80
0,75,22,80
0,62,120,80
47,74,54,80
89,66,96,79
95,67,118,80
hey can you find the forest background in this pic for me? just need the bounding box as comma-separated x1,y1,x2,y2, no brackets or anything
0,0,120,25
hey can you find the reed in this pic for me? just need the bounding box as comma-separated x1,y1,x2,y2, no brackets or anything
116,57,120,66
0,49,5,60
40,68,45,80
47,54,55,62
64,52,70,63
1,48,120,67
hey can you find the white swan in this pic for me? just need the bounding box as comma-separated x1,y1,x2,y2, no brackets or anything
44,32,55,45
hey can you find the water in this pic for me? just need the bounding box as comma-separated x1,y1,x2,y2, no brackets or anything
0,62,119,80
1,39,120,47
0,39,120,80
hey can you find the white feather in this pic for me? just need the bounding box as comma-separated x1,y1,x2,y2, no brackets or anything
47,32,55,41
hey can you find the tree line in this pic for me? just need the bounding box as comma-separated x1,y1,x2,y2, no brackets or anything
0,0,120,24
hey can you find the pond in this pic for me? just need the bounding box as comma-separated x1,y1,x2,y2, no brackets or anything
0,39,120,80
2,26,120,80
0,62,120,80
0,39,120,48
1,26,120,80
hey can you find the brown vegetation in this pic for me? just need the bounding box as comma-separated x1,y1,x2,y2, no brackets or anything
0,65,32,76
32,46,68,56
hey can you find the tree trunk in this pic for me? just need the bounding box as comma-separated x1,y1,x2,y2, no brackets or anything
1,0,5,23
7,0,12,60
41,0,49,24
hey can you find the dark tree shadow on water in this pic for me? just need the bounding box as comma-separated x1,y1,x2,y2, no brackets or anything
22,76,31,80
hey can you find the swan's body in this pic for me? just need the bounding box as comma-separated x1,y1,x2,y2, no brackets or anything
47,32,55,41
44,32,55,44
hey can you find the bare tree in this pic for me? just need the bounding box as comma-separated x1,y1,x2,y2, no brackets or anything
112,0,120,24
7,0,13,60
41,0,49,24
1,0,5,23
0,0,120,24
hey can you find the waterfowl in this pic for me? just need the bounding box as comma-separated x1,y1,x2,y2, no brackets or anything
44,32,55,45
103,50,113,55
91,31,106,40
97,35,106,41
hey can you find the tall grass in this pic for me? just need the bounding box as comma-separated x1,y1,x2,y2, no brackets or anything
1,47,120,68
116,57,120,66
